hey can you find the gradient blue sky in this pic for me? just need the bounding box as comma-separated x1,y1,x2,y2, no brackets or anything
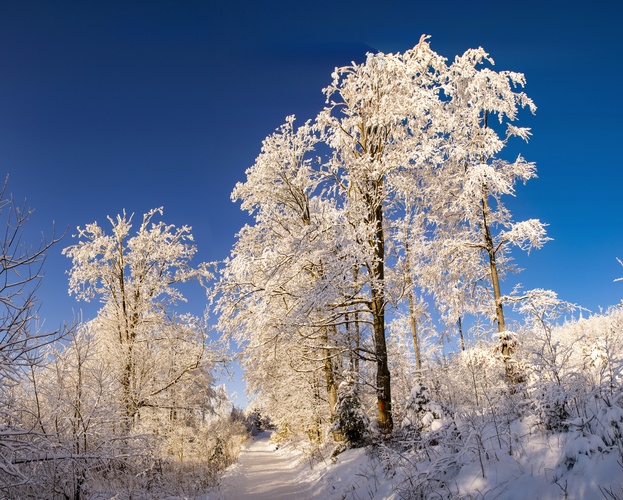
1,1,622,403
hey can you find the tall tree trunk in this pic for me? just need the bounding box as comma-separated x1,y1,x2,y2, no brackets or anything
321,326,339,419
479,111,505,335
345,311,361,373
121,345,135,432
323,340,342,441
324,351,338,417
409,291,422,372
349,268,361,375
371,297,392,432
458,316,466,351
481,192,505,334
481,190,518,383
369,197,393,433
405,240,422,372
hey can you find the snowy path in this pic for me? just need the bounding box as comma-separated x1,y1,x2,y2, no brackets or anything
209,431,320,499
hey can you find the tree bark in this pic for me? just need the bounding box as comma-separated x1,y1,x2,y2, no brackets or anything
458,316,466,351
323,340,342,441
321,327,339,420
409,291,422,372
481,192,505,334
369,196,393,433
481,190,518,383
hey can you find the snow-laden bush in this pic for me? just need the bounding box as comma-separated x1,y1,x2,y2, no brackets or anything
518,303,623,434
531,381,569,431
431,342,508,411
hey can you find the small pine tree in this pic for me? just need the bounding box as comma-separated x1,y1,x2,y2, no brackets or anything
247,407,264,435
330,374,370,448
401,383,447,443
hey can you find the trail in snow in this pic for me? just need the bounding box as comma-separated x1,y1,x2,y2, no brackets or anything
208,431,320,500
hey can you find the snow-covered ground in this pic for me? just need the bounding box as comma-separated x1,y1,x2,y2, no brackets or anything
205,431,397,499
206,431,319,499
206,424,623,500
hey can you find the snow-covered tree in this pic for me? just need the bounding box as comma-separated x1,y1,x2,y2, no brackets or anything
17,324,119,498
330,373,370,448
424,47,548,337
217,116,353,437
63,208,214,432
316,36,449,432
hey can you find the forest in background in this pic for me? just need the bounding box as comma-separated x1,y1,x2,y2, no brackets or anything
2,37,623,498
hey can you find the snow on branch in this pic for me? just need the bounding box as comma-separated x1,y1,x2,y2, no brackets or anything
498,219,551,253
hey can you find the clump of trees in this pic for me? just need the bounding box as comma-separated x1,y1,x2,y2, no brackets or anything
213,35,623,492
62,207,215,434
0,201,248,498
217,36,548,442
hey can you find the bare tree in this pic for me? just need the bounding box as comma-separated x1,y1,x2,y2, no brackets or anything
0,177,65,490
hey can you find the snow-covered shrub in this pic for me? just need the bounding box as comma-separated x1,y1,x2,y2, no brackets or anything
515,303,623,432
493,330,526,386
401,383,447,442
331,374,370,448
436,343,508,411
592,401,623,449
559,417,607,473
247,407,263,434
532,381,569,431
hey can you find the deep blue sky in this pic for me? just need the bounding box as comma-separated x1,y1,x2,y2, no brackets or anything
1,1,622,401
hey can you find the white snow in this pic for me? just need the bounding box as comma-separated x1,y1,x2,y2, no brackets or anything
205,431,397,499
206,424,623,500
205,431,320,499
